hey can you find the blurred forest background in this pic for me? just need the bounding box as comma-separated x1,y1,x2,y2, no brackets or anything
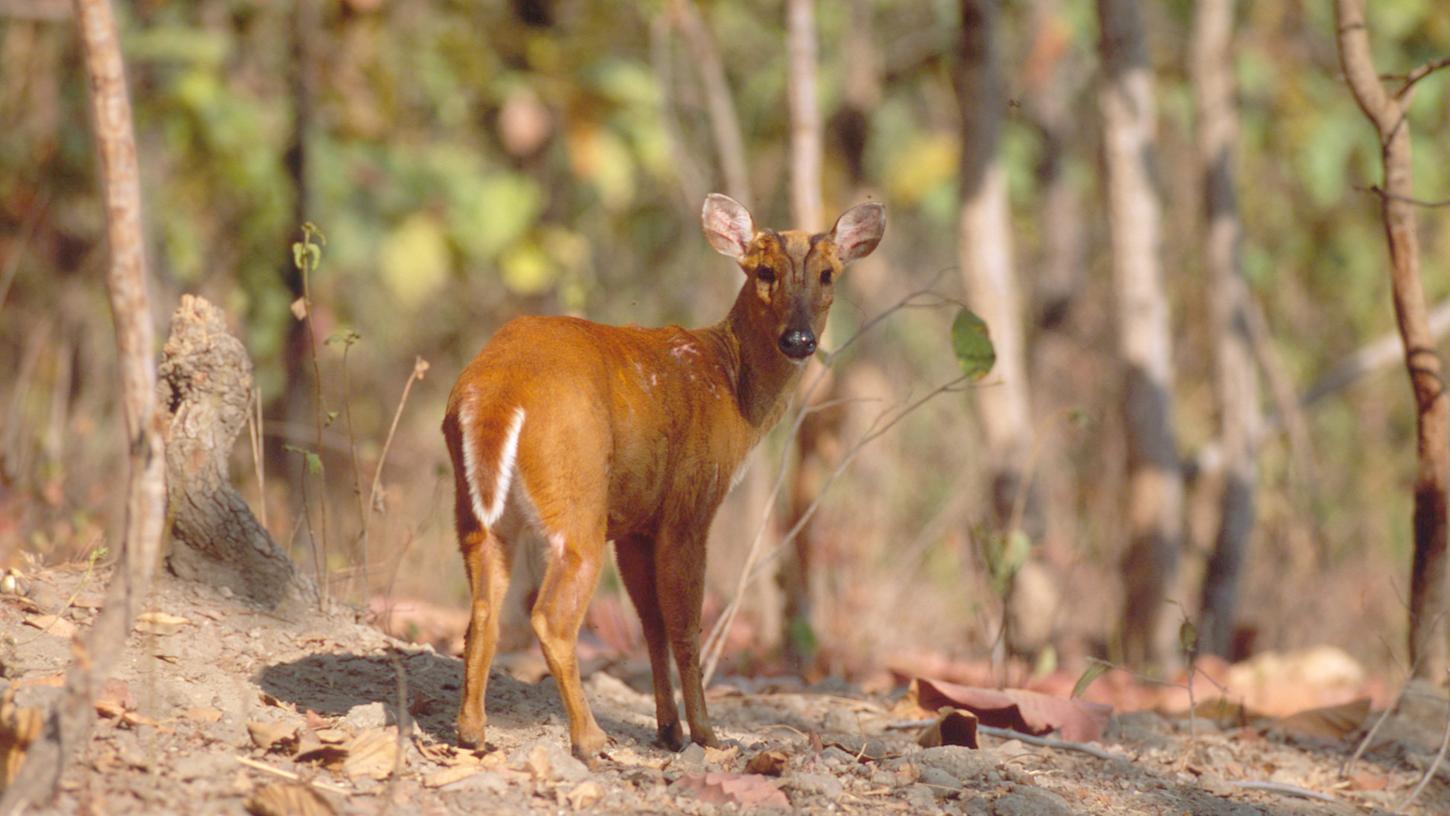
2,0,1450,691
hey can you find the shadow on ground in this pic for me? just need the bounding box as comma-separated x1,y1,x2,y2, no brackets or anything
256,650,657,748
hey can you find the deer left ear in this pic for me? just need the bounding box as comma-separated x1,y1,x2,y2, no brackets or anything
702,194,755,260
829,202,885,263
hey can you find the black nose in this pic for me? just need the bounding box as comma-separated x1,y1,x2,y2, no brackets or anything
778,329,817,359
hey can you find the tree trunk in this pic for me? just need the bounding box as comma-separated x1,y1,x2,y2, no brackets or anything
158,295,319,611
671,0,751,205
1096,0,1183,667
1191,0,1260,659
779,0,825,674
272,0,319,486
956,0,1035,530
0,0,167,806
1334,0,1450,678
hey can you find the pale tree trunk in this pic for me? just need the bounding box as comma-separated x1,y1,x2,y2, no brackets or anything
779,0,824,674
957,0,1049,659
0,0,167,806
670,0,751,204
1334,0,1450,678
1022,0,1085,328
956,0,1034,529
1022,0,1087,575
1192,0,1260,660
1096,0,1183,667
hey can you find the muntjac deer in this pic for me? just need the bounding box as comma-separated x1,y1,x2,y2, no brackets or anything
442,194,885,763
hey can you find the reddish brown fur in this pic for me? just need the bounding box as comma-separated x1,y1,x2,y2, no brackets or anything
442,195,883,762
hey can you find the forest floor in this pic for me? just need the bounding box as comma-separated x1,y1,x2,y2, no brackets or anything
3,564,1450,815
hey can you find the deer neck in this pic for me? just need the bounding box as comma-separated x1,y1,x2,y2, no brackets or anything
699,284,805,434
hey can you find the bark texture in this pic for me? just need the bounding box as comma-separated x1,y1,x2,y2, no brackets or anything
158,295,318,610
1192,0,1260,659
1334,0,1449,677
0,0,167,806
1096,0,1183,666
956,0,1035,529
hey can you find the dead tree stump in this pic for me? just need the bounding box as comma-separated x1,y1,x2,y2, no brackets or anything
157,295,317,609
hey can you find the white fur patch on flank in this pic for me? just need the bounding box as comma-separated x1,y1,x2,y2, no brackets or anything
460,402,527,528
547,532,566,559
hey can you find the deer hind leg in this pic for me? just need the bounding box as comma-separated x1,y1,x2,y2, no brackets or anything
615,534,685,750
656,530,719,748
456,524,512,748
530,523,609,763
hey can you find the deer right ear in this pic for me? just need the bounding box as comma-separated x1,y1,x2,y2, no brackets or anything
701,194,755,260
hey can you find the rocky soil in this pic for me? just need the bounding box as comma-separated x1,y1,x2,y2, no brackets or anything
3,565,1448,815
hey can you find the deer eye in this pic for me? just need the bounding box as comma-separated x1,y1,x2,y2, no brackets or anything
819,269,832,285
756,265,776,284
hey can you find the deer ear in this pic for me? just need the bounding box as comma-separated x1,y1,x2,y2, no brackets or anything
701,194,755,260
830,201,885,263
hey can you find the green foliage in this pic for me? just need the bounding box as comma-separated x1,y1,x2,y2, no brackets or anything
1071,659,1111,700
284,445,323,477
951,308,996,381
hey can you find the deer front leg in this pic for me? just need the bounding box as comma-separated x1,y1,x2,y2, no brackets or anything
656,529,719,748
615,533,686,750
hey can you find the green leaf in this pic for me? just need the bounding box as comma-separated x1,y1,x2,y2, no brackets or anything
1178,619,1199,656
284,444,324,476
325,410,339,427
325,329,362,347
1071,659,1112,699
951,308,996,381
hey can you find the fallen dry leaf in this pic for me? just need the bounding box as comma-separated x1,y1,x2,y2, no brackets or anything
293,744,349,772
917,707,980,749
1273,698,1371,740
313,728,349,745
1,695,43,786
1348,770,1389,791
244,781,336,816
184,707,223,724
341,728,400,780
907,678,1111,742
526,743,552,780
672,772,789,809
564,780,603,809
248,721,300,754
95,679,135,720
23,614,76,639
423,764,485,789
704,744,739,765
745,750,788,777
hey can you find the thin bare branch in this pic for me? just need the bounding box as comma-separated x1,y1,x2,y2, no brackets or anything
1358,184,1450,209
1395,55,1450,100
0,0,166,806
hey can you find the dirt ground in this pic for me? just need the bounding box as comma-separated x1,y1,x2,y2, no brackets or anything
3,565,1449,815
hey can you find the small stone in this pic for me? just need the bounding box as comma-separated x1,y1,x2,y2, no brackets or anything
992,786,1071,816
914,745,995,783
171,752,230,781
673,742,707,769
346,701,389,730
917,766,960,793
783,771,844,799
822,708,860,735
820,746,856,766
